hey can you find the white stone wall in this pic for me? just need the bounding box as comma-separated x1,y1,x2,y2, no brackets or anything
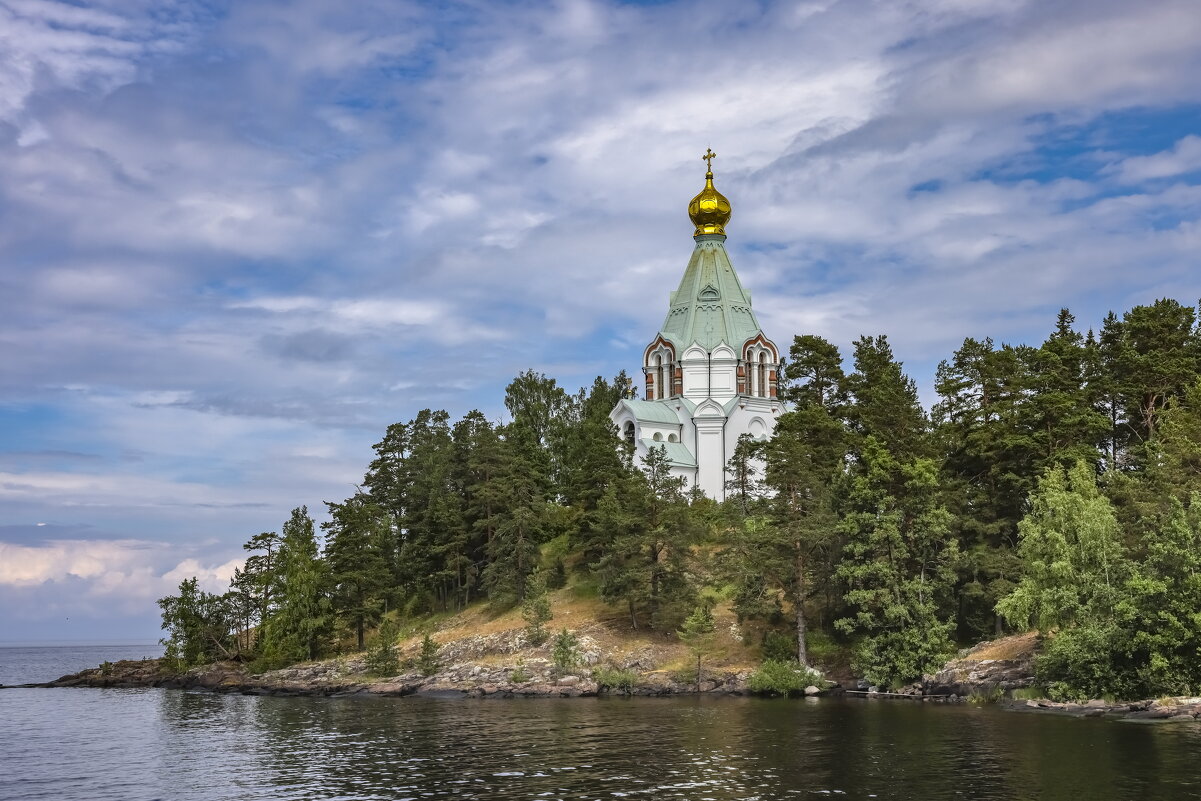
609,386,782,501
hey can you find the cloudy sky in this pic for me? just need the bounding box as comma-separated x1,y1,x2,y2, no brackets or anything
2,0,1200,643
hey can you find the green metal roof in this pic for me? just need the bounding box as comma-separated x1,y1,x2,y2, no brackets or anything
615,399,682,425
641,439,697,467
655,235,765,352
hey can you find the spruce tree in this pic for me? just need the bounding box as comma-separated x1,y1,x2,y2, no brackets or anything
521,568,553,645
482,423,550,606
836,339,958,686
594,446,697,630
259,506,329,666
835,441,959,688
933,337,1030,637
323,492,394,650
678,603,717,689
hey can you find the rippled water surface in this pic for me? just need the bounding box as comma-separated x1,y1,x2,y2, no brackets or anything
3,649,1201,800
1,644,163,686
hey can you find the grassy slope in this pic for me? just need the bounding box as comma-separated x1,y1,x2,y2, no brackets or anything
379,578,764,676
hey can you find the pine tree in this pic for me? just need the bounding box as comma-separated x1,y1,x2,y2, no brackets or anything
844,335,927,458
639,446,699,630
364,617,400,677
241,530,281,639
725,404,845,666
783,334,846,410
417,634,441,676
1024,309,1109,470
396,410,464,611
724,433,767,518
558,374,630,514
1097,299,1201,468
454,410,506,606
504,369,569,488
551,628,581,674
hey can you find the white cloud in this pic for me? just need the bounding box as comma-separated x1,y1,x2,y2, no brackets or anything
1111,136,1201,184
0,538,240,599
3,0,1201,638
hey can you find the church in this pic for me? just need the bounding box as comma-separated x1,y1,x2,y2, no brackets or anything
610,151,783,500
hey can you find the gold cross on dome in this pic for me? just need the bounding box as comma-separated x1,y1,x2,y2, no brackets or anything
702,148,716,170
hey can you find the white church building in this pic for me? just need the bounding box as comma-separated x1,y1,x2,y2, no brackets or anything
610,151,783,500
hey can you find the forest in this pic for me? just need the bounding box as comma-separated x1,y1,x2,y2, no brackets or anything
159,297,1201,701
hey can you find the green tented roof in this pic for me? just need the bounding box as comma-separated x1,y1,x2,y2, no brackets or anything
656,235,765,352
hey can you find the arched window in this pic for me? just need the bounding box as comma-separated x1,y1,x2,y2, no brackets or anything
758,352,768,398
624,421,635,446
668,433,678,443
644,341,676,401
653,432,663,441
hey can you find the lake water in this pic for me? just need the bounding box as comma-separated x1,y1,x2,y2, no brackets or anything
2,645,1200,800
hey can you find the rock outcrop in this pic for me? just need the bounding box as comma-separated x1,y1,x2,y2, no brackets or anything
923,633,1037,698
1007,696,1201,720
26,655,752,699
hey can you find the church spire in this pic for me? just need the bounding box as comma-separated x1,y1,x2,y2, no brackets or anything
610,150,782,502
688,148,732,237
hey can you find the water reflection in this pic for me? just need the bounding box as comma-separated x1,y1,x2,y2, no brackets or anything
4,690,1200,800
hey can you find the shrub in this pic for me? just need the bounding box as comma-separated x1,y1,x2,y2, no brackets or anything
1036,623,1132,702
551,628,580,673
592,665,637,691
510,657,532,684
747,659,818,696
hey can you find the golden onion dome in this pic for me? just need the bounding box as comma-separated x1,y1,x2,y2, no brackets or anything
688,148,731,236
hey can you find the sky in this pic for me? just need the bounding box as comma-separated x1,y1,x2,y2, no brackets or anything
2,0,1200,642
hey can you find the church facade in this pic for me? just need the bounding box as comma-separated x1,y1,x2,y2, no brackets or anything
610,151,783,500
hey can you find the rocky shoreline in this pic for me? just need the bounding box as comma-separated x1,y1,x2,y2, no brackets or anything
7,632,1199,723
9,655,763,699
